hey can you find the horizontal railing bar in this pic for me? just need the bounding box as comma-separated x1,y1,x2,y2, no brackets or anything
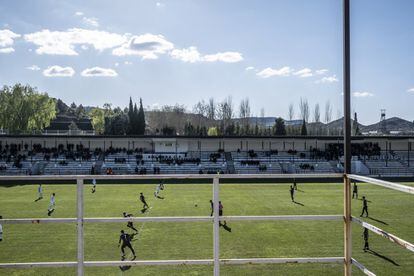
352,216,414,252
0,262,77,268
347,174,414,194
0,218,77,224
351,258,376,276
0,215,343,224
220,257,344,264
0,257,344,268
221,215,343,221
0,173,343,181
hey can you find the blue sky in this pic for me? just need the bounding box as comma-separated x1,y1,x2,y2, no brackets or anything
0,0,413,124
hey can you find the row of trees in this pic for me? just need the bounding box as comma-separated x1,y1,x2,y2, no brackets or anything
0,84,56,133
89,98,146,135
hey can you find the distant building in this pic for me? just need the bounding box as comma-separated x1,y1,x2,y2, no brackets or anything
44,114,94,135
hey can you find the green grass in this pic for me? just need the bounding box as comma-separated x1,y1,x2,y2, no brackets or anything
0,182,413,275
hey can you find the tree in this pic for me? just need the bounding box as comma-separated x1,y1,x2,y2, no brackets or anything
313,103,320,123
300,119,307,135
0,84,56,133
274,117,286,135
239,97,251,133
207,98,216,120
89,108,105,134
217,96,234,130
288,103,294,121
353,112,361,136
128,97,134,134
207,127,218,136
75,104,86,119
299,98,310,122
137,98,146,135
324,100,332,123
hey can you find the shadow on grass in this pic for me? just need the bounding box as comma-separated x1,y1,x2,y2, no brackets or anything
293,200,305,206
367,249,399,266
368,216,388,225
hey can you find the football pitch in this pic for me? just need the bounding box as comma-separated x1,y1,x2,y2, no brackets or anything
0,182,413,276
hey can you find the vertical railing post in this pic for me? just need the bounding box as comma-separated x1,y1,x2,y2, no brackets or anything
344,174,352,275
77,178,84,276
343,0,352,275
213,176,220,276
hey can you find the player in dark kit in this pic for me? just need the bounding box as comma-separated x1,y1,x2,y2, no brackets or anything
352,182,358,199
139,193,149,209
123,212,138,233
290,185,295,202
360,196,368,217
210,200,214,216
218,201,226,226
363,228,370,252
118,230,136,259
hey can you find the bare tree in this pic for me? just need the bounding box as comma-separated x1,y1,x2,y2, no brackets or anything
337,108,342,120
239,98,251,131
299,98,310,122
207,98,216,120
324,100,332,123
217,96,234,128
288,103,294,121
193,100,207,117
313,103,320,123
260,107,265,118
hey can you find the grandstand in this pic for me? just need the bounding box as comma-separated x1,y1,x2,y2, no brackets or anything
0,135,413,178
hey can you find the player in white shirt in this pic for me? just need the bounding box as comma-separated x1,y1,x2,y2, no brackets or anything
91,179,97,193
154,182,165,198
0,215,3,241
48,193,56,216
35,184,43,202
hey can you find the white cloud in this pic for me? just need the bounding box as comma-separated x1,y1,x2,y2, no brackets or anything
24,28,126,55
156,2,165,8
315,69,328,75
293,68,313,78
81,67,118,77
74,11,84,16
353,91,374,97
171,47,243,63
407,88,414,93
114,62,119,67
0,47,14,53
82,17,99,27
316,74,338,83
171,46,202,63
256,66,293,78
245,66,254,71
0,29,20,47
26,65,40,71
124,61,132,65
203,51,243,63
43,65,75,77
112,34,174,59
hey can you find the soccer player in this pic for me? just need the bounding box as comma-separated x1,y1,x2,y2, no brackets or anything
290,185,295,202
123,212,138,233
38,184,43,199
139,193,149,209
210,200,214,216
154,183,162,198
360,196,368,217
91,179,96,193
219,201,226,226
118,230,136,259
0,215,3,242
352,182,358,199
48,193,56,216
363,228,370,252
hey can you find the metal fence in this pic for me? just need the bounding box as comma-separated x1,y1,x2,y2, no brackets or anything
0,173,413,275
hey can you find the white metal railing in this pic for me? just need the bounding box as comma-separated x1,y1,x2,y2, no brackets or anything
0,173,413,276
0,174,344,276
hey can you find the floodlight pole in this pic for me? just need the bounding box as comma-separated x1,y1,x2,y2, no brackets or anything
213,176,220,276
343,0,352,275
77,178,84,276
